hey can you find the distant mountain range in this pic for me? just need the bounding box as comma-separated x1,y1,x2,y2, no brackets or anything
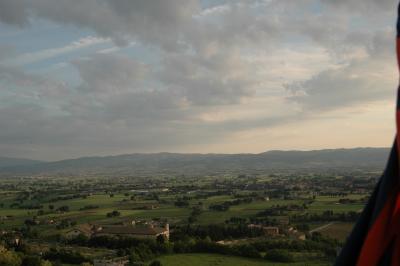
0,147,391,177
0,157,42,169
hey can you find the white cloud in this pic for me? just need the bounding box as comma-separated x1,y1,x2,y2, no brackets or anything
2,36,110,66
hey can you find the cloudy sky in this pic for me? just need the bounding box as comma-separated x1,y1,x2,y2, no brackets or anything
0,0,398,161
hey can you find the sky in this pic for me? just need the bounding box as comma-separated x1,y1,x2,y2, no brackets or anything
0,0,398,161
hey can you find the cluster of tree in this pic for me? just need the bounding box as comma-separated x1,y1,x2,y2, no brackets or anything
79,205,99,211
160,237,335,262
106,210,121,218
225,216,247,224
290,210,360,223
43,248,88,265
232,192,259,199
174,199,189,208
67,235,170,264
17,204,43,210
251,234,338,258
188,205,203,223
24,218,40,226
264,249,294,262
69,234,264,263
0,245,53,266
256,204,305,216
209,198,253,212
171,224,264,241
252,216,284,226
320,192,348,197
47,193,89,203
56,205,70,213
225,216,278,227
338,198,357,204
144,193,160,202
267,189,290,199
56,219,77,229
19,226,39,238
187,190,232,200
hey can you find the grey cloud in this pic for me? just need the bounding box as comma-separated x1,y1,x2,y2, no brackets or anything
367,30,395,58
0,0,30,26
73,54,149,94
0,0,199,48
321,0,396,12
287,71,379,111
72,51,254,107
286,62,396,111
0,55,283,160
0,0,395,54
0,65,69,101
286,28,397,111
0,0,398,159
159,50,256,105
0,45,16,60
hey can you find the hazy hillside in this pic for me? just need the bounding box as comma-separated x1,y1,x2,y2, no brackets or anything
0,147,390,177
0,157,42,168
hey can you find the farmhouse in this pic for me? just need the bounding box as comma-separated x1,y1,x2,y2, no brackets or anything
65,224,97,238
287,227,306,240
263,226,279,236
247,224,279,236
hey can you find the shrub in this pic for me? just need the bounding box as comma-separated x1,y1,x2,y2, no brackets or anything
149,260,162,266
0,246,22,266
264,249,294,262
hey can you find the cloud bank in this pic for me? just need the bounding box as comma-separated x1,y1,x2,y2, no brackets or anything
0,0,397,160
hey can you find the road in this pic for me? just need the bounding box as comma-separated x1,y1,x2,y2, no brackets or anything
309,222,335,234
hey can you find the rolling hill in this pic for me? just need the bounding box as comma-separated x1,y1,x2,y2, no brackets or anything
0,147,390,177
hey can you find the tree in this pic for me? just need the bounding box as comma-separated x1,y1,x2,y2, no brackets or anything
149,260,162,266
24,219,37,226
41,260,52,266
264,249,294,262
57,206,69,212
0,246,22,266
106,210,121,217
21,255,42,266
156,234,166,244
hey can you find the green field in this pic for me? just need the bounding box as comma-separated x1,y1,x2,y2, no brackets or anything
0,191,367,230
308,196,365,213
155,253,330,266
318,222,354,241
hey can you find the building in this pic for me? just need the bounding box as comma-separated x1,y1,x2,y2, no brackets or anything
287,227,306,241
263,226,279,236
247,224,279,236
65,224,100,238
